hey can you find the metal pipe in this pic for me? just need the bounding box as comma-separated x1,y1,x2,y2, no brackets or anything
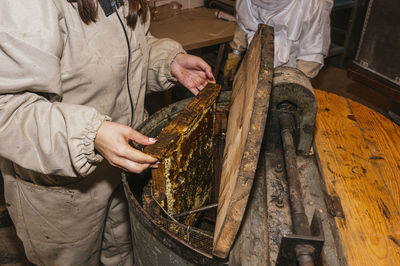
279,111,314,266
172,203,218,218
279,112,310,236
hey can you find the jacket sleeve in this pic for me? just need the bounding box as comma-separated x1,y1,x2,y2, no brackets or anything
143,14,187,92
0,0,109,177
297,0,333,65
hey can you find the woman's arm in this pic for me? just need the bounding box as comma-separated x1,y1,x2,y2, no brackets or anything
0,0,108,177
144,13,213,94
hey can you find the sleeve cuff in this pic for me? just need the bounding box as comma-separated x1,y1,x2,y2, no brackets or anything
166,49,187,83
81,113,111,164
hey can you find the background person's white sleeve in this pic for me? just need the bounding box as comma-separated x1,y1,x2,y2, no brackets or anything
235,0,333,69
296,0,333,66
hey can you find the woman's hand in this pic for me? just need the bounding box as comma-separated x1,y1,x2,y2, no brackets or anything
171,54,215,95
94,121,159,173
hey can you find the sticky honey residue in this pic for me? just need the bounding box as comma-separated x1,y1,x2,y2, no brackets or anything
143,84,221,226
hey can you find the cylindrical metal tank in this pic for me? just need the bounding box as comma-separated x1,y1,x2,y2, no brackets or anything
122,92,231,266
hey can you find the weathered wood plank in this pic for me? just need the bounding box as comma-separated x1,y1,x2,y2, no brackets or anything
229,151,269,265
213,25,274,258
349,99,400,209
314,90,400,266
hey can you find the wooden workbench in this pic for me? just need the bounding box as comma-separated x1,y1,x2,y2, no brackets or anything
314,90,400,265
149,7,235,51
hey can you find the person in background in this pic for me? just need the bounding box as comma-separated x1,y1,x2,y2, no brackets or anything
0,0,214,265
223,0,333,87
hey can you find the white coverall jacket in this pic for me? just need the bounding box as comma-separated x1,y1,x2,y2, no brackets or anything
236,0,333,69
0,0,184,265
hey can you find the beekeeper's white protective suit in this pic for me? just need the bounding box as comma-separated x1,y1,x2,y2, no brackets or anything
0,0,197,265
224,0,333,82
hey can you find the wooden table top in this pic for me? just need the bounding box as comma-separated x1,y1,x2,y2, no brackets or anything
314,89,400,265
149,7,235,50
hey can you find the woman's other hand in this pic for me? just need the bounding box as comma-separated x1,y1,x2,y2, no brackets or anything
94,121,158,173
171,54,215,95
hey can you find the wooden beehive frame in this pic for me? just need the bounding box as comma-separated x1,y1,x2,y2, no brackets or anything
144,84,221,225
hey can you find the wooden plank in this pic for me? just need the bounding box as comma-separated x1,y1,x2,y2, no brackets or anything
348,100,400,208
314,90,400,266
212,25,274,258
149,7,235,50
229,152,269,265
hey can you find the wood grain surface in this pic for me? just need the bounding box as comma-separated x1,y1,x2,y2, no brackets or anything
149,7,235,50
314,90,400,265
212,25,274,258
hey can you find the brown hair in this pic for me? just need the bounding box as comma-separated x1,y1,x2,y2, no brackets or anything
76,0,148,29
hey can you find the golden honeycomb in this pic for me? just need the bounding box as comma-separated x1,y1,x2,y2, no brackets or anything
144,84,221,225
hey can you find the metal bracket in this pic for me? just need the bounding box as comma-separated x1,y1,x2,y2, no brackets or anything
271,67,317,154
324,193,345,218
276,210,325,266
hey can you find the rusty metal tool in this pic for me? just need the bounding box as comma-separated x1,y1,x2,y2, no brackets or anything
276,104,324,266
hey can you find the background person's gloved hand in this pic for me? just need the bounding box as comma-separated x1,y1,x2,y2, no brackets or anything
223,52,241,89
296,60,321,79
223,25,247,89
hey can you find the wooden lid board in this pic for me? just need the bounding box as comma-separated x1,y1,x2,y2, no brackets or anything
213,25,274,258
